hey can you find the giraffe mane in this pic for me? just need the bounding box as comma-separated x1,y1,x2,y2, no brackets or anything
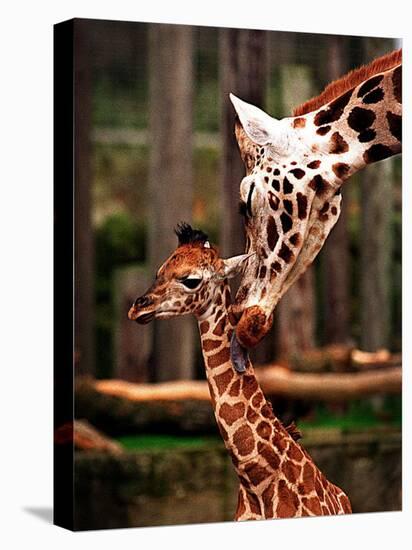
175,222,209,246
292,48,402,117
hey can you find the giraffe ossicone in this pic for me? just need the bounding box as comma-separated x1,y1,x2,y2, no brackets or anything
128,225,352,520
230,49,402,350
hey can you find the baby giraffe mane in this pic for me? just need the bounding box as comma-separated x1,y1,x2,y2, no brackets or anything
293,48,402,116
174,222,209,246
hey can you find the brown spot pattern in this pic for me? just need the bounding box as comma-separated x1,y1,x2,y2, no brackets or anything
347,106,376,132
235,285,249,306
289,168,305,179
293,117,306,128
302,462,316,491
288,443,304,462
219,402,245,425
357,74,384,97
207,347,230,369
256,420,272,440
386,111,401,141
363,144,393,164
307,160,321,169
272,179,280,191
244,461,272,486
302,496,322,515
212,317,226,336
340,494,352,513
236,491,246,517
332,162,350,179
313,88,354,126
252,392,263,408
358,128,376,142
283,177,293,194
279,243,294,263
202,339,221,352
289,232,301,246
229,379,241,397
272,432,287,453
246,406,259,423
362,87,384,104
246,492,261,515
296,192,308,219
276,480,299,517
267,216,279,250
271,261,282,273
283,199,293,215
262,483,275,517
242,375,259,399
280,212,293,233
329,131,349,154
316,125,331,136
309,174,329,196
258,441,281,470
283,460,301,483
213,369,234,396
268,192,280,211
233,424,255,456
199,321,209,335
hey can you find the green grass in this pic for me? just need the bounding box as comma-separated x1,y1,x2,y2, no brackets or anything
299,398,401,432
116,396,401,452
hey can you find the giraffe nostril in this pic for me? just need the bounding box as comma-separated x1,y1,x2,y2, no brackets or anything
133,295,153,308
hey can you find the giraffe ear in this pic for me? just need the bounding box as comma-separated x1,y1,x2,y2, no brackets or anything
217,253,255,280
230,93,278,146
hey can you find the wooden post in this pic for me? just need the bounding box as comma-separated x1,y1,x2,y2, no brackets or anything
360,38,395,352
319,36,351,345
148,24,195,381
113,265,153,382
219,28,269,258
74,20,95,376
220,29,272,364
276,64,315,357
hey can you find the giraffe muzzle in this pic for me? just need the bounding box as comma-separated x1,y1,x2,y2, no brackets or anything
235,305,274,349
128,295,155,324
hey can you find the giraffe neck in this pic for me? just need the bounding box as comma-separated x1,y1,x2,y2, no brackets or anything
300,63,401,185
196,282,301,501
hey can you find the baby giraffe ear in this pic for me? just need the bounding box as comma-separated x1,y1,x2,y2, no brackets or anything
217,253,254,280
230,93,278,146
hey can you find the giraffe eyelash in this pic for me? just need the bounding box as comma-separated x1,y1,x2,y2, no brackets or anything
246,182,255,216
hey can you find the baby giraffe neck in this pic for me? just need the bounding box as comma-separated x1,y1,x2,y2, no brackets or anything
196,282,304,517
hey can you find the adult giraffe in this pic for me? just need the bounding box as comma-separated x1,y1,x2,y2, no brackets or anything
128,224,351,520
229,49,402,356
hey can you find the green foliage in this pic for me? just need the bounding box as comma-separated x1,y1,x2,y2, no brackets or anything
117,434,221,451
93,77,148,129
95,213,147,378
300,396,402,431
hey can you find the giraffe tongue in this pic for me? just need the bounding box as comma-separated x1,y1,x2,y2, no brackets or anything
230,332,248,373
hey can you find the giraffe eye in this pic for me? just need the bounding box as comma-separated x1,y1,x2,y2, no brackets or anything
181,277,202,289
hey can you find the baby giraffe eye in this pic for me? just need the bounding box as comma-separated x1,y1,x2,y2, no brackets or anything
180,277,202,290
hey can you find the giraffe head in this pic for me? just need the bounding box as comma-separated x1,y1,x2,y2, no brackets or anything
128,223,252,324
230,50,401,349
230,94,345,348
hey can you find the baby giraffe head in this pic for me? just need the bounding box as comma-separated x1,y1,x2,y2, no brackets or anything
128,223,252,324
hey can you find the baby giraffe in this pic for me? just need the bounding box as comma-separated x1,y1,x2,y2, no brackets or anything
128,223,351,520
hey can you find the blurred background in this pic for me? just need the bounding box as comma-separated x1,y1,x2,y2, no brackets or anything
68,19,402,529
